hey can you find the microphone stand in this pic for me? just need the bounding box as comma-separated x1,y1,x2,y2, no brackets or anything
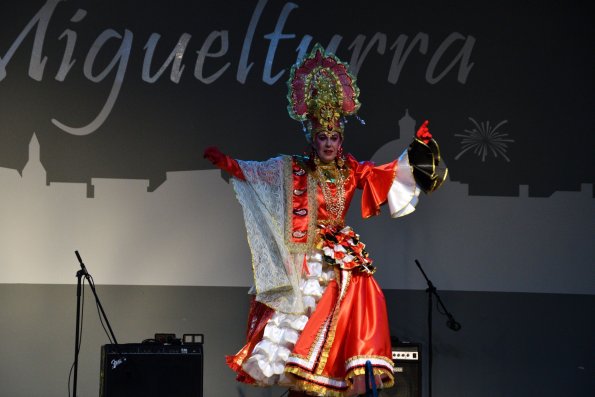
415,259,461,397
72,251,120,397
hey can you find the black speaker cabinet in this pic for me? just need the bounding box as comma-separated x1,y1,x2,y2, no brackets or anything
380,342,421,397
100,343,203,397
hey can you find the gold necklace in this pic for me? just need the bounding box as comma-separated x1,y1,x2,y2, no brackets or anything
315,162,346,221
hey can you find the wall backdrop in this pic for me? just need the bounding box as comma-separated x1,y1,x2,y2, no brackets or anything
1,1,593,397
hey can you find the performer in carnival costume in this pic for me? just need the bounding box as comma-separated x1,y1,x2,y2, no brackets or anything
204,44,447,396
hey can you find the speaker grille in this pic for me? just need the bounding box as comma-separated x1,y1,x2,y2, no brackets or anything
100,344,203,397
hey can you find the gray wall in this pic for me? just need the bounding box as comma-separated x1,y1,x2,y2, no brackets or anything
1,285,593,397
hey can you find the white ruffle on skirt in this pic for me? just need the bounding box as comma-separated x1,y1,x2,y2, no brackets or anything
242,251,335,385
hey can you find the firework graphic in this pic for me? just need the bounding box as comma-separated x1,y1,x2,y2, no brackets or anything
454,118,514,162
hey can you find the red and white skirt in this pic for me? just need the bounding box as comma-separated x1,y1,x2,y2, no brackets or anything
227,227,394,396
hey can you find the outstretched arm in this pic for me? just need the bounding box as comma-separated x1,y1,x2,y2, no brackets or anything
352,119,447,218
203,146,246,180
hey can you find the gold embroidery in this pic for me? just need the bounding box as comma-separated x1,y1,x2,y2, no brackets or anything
345,367,395,389
316,269,351,374
284,156,319,253
284,364,395,396
284,369,348,397
287,279,337,365
345,354,395,365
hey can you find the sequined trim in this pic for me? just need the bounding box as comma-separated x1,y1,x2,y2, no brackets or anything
345,366,395,389
286,311,332,371
284,156,319,253
316,269,350,374
345,355,394,373
285,361,395,396
286,367,348,391
285,268,352,378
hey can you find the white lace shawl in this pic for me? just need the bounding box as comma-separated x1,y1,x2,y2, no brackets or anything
231,156,304,314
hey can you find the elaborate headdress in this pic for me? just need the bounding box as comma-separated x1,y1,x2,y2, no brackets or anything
287,44,361,142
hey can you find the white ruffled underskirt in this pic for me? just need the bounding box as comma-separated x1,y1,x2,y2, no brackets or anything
242,251,335,385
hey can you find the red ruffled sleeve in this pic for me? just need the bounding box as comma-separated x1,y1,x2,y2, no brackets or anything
345,154,397,219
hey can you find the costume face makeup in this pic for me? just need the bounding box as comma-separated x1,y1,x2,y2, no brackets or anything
313,131,342,163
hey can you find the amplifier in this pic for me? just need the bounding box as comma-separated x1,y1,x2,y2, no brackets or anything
380,342,421,397
100,343,203,397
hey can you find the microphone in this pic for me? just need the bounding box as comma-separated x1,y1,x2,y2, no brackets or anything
446,315,461,331
74,250,88,275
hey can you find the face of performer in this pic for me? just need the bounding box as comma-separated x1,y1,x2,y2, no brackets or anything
313,131,343,164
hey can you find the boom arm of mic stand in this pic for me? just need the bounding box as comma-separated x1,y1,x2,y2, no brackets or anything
415,259,461,331
74,251,119,344
85,275,119,345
